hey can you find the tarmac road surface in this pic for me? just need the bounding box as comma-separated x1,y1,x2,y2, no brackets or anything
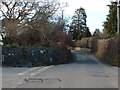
2,51,119,88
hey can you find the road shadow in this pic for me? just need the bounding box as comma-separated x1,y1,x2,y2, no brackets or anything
71,50,99,65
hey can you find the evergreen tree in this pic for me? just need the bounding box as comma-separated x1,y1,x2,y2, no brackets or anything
103,1,117,38
93,29,101,36
69,7,88,40
84,27,91,37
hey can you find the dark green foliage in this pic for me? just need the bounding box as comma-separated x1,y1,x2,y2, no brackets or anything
84,27,91,37
69,7,91,40
103,1,117,38
93,29,101,37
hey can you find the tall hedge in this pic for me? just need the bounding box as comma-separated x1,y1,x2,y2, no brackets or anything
90,36,120,66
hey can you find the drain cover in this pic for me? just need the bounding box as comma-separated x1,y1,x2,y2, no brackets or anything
24,78,61,82
25,78,43,82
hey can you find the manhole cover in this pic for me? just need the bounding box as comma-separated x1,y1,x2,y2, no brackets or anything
25,78,43,82
24,78,61,83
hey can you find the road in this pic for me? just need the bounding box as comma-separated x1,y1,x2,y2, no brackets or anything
2,51,119,88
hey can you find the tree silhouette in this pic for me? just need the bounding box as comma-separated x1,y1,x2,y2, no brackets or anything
103,1,117,38
69,7,90,40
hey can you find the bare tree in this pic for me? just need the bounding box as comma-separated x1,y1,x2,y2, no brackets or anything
0,0,68,47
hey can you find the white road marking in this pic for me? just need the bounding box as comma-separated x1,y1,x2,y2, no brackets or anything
18,66,54,76
30,65,53,76
14,65,54,88
18,67,41,76
18,73,24,75
31,73,36,76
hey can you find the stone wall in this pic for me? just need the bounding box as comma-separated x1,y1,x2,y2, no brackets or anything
2,46,72,67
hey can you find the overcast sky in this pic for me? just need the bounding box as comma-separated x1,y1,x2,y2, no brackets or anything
59,0,116,33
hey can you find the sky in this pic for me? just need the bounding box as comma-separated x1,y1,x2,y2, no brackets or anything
59,0,116,33
0,0,116,34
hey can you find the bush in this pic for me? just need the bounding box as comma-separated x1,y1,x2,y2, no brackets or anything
76,40,81,47
88,37,99,53
56,32,72,48
106,36,120,66
96,39,108,58
90,35,120,66
76,37,91,48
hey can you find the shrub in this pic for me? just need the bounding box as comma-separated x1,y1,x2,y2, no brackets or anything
80,38,89,48
76,37,91,48
76,40,81,47
56,32,72,48
88,37,99,53
90,35,120,66
96,39,108,58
